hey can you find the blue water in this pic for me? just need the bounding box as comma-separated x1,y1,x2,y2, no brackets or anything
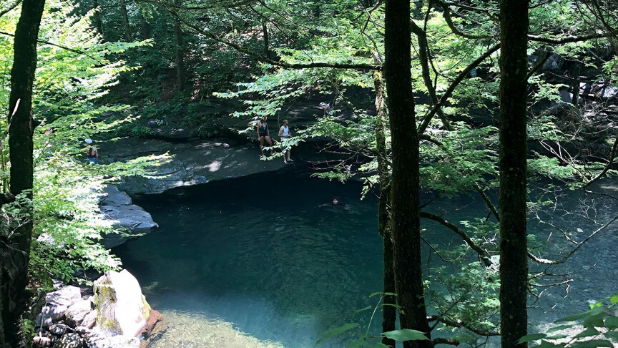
113,169,618,348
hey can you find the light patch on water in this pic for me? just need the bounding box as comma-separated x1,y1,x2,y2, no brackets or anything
150,310,287,348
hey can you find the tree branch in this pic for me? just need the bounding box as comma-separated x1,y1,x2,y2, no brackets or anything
160,6,381,71
420,211,492,266
433,338,460,346
528,214,618,264
418,43,500,135
435,0,492,39
0,31,92,58
0,0,22,19
584,137,618,189
528,32,610,44
427,315,500,336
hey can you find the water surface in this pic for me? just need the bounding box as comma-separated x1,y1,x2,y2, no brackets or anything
113,169,618,347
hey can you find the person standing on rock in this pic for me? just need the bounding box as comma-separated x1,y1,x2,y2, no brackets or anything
85,138,98,164
257,117,273,157
278,119,293,164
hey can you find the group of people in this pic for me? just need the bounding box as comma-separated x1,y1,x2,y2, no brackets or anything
256,117,294,164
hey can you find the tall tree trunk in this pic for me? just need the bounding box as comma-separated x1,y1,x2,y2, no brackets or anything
140,10,151,40
174,0,186,91
262,20,270,60
119,0,132,41
498,0,529,346
93,0,103,36
373,69,396,348
384,0,432,347
1,0,45,345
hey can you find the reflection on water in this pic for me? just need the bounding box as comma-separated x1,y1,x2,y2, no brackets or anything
113,169,618,348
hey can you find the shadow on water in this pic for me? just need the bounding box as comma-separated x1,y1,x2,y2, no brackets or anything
113,170,618,348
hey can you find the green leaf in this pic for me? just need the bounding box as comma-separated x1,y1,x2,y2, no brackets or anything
605,316,618,330
382,329,429,342
517,333,546,344
609,295,618,304
583,310,608,328
316,323,360,345
569,340,614,348
545,334,568,340
347,339,368,348
604,331,618,341
556,307,605,323
547,325,574,333
535,340,565,348
354,306,373,313
573,328,599,339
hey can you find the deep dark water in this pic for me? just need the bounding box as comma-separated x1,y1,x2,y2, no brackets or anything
113,169,618,348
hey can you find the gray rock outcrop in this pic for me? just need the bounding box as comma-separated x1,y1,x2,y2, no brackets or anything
99,185,158,248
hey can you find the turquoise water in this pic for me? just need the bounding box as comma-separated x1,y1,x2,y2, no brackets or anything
113,169,618,347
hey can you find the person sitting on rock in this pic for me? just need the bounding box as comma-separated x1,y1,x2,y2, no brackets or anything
85,138,98,165
257,117,273,157
278,119,293,164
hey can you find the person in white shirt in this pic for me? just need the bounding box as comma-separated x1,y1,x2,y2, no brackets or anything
278,119,293,164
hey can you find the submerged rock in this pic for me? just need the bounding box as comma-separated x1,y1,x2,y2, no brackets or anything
99,185,158,248
93,270,151,337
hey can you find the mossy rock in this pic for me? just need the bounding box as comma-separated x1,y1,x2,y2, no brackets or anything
93,270,151,337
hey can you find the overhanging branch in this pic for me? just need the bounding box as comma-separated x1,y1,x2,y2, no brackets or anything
420,211,493,266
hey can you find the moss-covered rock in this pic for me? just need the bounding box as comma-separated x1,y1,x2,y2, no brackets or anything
93,270,151,337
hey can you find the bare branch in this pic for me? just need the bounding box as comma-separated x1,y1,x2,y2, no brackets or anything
159,5,380,71
420,211,493,266
528,214,618,264
584,137,618,188
418,43,501,135
428,315,500,336
528,32,610,44
0,0,21,19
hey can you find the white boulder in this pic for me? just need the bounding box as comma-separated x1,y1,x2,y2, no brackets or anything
93,270,151,337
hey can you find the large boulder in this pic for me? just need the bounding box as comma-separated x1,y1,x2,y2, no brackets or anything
93,270,151,337
37,286,82,325
99,185,158,248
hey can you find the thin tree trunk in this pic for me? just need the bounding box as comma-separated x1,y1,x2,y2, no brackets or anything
410,23,452,131
119,0,132,41
384,0,432,347
498,0,529,346
1,0,45,345
373,69,396,348
93,0,103,36
174,0,186,91
262,20,270,59
140,10,151,40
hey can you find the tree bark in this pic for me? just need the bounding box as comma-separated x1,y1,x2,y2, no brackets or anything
262,20,270,60
93,0,103,36
384,0,432,347
174,0,186,91
373,70,396,348
1,0,45,345
140,10,151,40
498,0,529,346
119,0,132,41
